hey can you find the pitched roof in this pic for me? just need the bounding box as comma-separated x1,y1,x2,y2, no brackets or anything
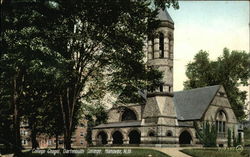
157,9,174,24
174,85,221,120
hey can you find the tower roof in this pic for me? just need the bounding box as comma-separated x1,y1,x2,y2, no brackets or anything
157,9,174,24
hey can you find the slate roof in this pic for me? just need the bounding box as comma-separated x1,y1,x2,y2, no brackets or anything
174,85,221,121
94,121,141,129
157,9,174,24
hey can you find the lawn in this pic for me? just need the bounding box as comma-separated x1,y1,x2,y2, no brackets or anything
23,148,170,157
181,148,249,157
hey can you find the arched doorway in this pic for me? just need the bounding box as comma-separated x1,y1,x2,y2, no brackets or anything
128,130,141,144
179,130,192,145
97,131,108,145
112,131,123,145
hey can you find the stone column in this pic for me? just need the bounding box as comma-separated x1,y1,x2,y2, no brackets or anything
169,40,174,59
108,139,113,145
154,38,160,58
92,140,97,145
148,40,153,60
123,139,129,145
92,130,97,145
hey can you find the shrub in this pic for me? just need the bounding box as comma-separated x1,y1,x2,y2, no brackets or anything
194,121,217,147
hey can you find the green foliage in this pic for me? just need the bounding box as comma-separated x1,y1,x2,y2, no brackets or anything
194,121,217,147
1,0,179,150
228,128,232,147
84,105,108,145
233,130,237,147
184,48,250,120
244,127,250,146
1,1,67,150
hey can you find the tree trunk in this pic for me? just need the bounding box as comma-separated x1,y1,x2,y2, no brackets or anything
55,133,59,149
63,119,72,150
64,133,71,150
12,75,22,156
60,94,72,150
31,125,39,149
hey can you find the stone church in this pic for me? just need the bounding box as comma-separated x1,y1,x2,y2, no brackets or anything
92,9,242,147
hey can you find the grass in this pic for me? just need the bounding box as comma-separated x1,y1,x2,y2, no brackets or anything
23,148,170,157
181,148,249,157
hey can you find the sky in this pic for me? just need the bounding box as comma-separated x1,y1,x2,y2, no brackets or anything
167,1,249,93
104,1,249,107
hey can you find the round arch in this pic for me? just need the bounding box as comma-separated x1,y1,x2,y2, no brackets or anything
214,108,228,121
148,130,156,137
128,130,141,144
112,130,124,145
96,131,108,145
166,130,173,137
120,108,138,121
179,130,192,145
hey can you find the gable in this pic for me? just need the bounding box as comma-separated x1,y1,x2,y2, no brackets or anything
174,85,220,120
203,86,238,123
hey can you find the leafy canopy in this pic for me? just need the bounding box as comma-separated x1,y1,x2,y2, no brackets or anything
184,48,250,120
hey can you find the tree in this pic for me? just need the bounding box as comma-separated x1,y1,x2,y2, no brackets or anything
184,48,250,120
37,0,179,149
1,0,179,151
194,121,217,147
84,104,108,145
1,0,65,154
1,1,40,154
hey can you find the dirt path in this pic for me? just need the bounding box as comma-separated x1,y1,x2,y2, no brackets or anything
153,147,193,157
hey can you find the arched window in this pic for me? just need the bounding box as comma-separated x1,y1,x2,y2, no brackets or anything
148,130,156,137
166,131,173,137
159,33,164,58
216,110,227,133
121,108,137,121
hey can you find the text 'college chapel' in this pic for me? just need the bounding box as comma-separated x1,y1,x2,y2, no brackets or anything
92,9,242,147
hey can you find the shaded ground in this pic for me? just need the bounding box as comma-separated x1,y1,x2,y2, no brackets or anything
180,148,246,157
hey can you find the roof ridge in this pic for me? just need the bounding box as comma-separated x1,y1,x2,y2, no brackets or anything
174,85,221,93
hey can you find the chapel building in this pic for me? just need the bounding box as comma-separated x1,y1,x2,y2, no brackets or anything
92,9,242,147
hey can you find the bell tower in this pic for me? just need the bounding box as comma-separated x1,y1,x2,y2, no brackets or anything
147,9,174,93
141,9,178,146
